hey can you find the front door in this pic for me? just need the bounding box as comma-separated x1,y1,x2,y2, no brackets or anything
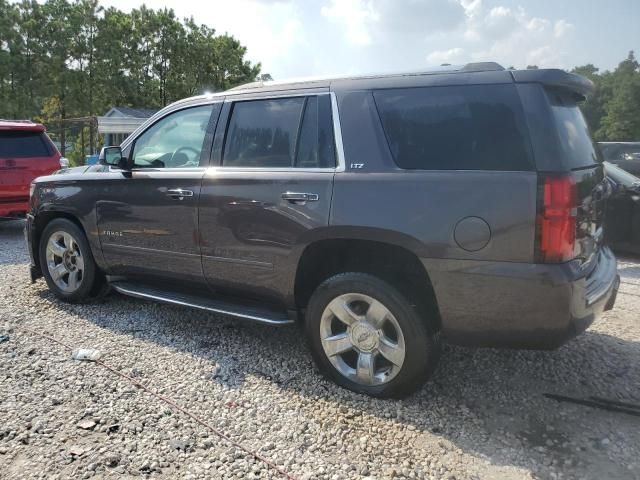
198,94,337,303
96,103,219,284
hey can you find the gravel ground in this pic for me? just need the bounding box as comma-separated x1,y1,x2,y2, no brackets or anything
1,218,639,480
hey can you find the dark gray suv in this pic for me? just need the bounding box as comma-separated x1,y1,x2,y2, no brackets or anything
26,62,620,398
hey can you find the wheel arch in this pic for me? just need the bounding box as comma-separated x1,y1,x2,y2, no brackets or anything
293,234,441,333
32,210,95,278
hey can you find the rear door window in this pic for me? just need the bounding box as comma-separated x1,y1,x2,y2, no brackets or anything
223,95,335,169
0,131,50,158
373,84,534,171
223,97,305,168
295,96,336,169
546,89,602,169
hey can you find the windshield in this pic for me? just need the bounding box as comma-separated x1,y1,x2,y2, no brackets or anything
599,143,640,161
546,89,602,169
605,161,640,187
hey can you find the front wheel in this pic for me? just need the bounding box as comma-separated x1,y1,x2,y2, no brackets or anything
39,218,105,303
305,273,440,398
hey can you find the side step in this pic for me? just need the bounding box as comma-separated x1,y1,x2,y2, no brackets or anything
109,281,294,326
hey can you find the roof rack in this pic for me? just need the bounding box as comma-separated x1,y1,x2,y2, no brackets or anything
226,61,506,93
461,62,505,72
0,119,36,123
227,81,263,91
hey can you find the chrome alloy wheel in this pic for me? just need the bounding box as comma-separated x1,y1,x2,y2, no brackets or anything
45,231,85,293
319,293,406,386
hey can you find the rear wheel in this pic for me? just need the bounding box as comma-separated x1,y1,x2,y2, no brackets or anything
305,272,440,398
39,218,105,302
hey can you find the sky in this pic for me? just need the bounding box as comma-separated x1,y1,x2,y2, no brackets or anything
100,0,640,80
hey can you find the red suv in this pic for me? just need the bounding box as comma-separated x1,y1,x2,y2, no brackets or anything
1,120,64,219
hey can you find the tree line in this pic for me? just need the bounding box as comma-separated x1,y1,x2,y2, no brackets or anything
0,0,265,161
1,0,638,162
572,52,640,142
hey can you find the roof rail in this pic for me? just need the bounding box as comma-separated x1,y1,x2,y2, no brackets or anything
461,62,505,72
0,119,36,123
227,81,263,91
226,61,506,93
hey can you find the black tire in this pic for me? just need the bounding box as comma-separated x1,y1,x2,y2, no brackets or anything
305,272,440,398
39,218,105,303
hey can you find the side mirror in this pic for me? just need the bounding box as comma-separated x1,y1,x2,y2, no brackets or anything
98,146,129,170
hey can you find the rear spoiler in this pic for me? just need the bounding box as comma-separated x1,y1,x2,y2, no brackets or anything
511,69,595,98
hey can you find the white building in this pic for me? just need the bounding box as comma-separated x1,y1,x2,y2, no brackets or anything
97,107,158,146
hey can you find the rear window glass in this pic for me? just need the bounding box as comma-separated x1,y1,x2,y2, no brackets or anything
223,97,305,168
600,143,640,162
0,131,50,158
546,89,602,168
373,84,533,171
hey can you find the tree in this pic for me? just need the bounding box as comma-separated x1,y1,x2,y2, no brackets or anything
572,64,608,137
599,51,640,140
0,0,263,124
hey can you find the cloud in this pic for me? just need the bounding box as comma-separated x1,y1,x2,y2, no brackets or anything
321,0,380,46
426,47,466,65
455,1,575,68
99,0,579,79
554,19,574,38
322,0,466,46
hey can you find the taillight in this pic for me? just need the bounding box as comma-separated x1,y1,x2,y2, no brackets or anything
536,175,577,263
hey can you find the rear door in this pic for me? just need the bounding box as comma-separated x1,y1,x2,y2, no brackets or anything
0,130,58,203
198,93,337,303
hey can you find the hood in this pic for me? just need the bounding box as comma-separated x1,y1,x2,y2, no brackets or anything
53,164,109,175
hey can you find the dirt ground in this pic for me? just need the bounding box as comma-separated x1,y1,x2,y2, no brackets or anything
1,218,639,479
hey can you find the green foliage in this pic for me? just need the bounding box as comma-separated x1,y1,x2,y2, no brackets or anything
573,51,640,141
0,0,263,122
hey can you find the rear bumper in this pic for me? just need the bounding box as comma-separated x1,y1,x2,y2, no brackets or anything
424,247,619,349
0,198,28,218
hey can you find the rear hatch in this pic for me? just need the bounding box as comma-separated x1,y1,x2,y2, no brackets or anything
541,88,607,265
0,129,59,203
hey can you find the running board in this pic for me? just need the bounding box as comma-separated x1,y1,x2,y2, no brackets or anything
109,281,294,326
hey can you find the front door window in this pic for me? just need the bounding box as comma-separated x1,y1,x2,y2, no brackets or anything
131,105,214,169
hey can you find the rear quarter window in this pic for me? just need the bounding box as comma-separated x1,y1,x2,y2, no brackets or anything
0,131,51,158
373,84,534,171
546,89,602,169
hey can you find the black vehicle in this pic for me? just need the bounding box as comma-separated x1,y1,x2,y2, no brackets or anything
599,142,640,176
605,161,640,255
26,63,619,398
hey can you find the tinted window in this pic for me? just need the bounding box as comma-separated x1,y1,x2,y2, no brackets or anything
132,105,214,168
295,96,336,168
600,143,640,162
0,131,50,158
224,97,305,168
547,89,602,168
373,85,533,171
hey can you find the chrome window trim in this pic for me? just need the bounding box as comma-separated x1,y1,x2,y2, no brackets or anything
120,99,225,151
204,167,335,174
214,91,346,173
125,167,208,174
225,90,328,101
330,92,346,172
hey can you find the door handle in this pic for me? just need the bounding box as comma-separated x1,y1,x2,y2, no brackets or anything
167,188,194,200
281,192,319,204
